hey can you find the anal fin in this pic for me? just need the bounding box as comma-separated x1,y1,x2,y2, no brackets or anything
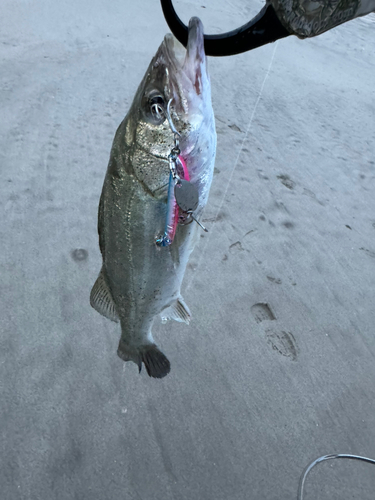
161,297,191,325
90,267,119,323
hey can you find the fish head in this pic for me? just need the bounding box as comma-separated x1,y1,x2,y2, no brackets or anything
127,17,216,200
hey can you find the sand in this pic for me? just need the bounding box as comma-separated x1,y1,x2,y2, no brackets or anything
1,1,375,498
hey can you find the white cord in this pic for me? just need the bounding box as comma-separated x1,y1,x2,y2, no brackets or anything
298,453,375,500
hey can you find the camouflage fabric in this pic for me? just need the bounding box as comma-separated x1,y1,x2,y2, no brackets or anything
269,0,375,38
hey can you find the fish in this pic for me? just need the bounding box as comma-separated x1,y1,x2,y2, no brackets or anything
90,17,216,378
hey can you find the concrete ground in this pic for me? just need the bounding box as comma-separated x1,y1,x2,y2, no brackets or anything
1,1,375,499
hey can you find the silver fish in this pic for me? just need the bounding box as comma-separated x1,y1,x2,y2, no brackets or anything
90,17,216,378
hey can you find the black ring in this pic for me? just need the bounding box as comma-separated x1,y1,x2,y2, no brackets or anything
160,0,291,56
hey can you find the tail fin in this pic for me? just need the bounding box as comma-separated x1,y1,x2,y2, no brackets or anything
117,342,171,379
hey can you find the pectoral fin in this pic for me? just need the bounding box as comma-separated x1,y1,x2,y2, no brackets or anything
90,267,119,323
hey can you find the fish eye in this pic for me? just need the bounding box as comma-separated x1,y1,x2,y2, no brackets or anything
144,92,166,125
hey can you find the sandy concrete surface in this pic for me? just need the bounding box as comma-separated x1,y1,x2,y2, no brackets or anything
1,1,375,499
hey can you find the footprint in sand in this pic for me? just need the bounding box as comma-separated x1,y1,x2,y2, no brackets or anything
250,303,276,323
277,174,295,190
251,302,298,360
265,329,298,361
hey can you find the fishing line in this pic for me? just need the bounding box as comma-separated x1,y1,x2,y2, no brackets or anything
298,453,375,500
186,41,278,291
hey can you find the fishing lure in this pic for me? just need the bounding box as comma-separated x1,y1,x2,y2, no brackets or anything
156,100,207,247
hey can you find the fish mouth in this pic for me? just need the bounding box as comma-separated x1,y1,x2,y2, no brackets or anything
184,17,205,72
163,17,207,93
